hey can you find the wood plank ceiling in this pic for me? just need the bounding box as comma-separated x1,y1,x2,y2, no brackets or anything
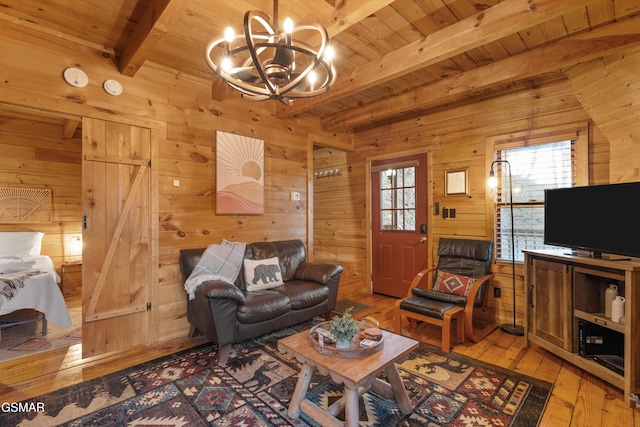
1,0,640,131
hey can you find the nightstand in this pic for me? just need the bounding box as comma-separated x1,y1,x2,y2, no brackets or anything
60,261,82,297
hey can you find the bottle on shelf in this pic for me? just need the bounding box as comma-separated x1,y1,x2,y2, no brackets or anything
605,284,618,318
612,296,625,323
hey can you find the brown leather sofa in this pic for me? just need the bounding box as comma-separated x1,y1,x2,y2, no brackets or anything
180,239,343,365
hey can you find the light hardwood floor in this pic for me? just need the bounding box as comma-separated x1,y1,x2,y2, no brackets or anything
1,293,638,427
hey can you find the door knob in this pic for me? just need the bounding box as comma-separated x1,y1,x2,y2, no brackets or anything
420,237,427,243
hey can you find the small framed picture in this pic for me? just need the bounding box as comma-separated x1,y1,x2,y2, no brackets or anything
445,168,469,196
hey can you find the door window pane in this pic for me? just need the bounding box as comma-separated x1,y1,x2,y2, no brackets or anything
404,188,415,208
381,189,392,209
380,165,417,231
382,210,393,230
381,170,392,189
405,209,415,230
403,167,415,187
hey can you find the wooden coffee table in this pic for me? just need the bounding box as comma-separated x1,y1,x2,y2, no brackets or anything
277,327,419,427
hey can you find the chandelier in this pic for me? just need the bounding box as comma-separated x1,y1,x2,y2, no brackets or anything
204,0,336,105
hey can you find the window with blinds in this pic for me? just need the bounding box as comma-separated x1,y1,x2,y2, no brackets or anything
493,140,575,262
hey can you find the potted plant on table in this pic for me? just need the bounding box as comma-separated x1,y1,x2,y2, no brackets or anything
328,307,360,349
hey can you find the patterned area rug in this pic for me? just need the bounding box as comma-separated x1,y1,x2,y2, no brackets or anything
0,308,81,362
1,320,552,427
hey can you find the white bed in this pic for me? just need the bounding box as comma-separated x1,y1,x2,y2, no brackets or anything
0,232,72,335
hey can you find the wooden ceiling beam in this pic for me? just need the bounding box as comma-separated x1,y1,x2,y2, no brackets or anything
63,119,80,139
322,0,396,37
276,0,598,119
119,0,190,77
321,15,640,131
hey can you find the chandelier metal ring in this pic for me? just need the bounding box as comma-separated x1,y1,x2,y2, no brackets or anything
205,6,336,104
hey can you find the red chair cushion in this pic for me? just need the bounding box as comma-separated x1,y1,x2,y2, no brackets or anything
433,270,476,296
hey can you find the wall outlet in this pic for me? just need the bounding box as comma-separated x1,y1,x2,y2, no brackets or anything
290,191,301,201
494,287,501,298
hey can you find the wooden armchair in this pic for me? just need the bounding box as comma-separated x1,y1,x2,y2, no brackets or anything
394,238,498,352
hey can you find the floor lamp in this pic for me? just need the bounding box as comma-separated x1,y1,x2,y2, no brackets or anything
488,160,525,336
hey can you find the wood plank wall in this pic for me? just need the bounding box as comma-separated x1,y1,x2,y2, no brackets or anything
314,73,620,327
0,112,82,268
565,45,640,183
0,21,348,342
313,148,364,297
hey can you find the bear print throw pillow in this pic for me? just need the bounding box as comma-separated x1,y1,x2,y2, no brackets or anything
244,257,284,291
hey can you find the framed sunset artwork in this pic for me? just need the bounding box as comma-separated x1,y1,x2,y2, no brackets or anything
215,131,265,214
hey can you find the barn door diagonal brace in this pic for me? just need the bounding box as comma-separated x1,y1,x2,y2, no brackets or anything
84,160,149,322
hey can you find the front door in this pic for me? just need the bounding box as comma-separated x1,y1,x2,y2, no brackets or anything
82,118,153,358
371,153,428,298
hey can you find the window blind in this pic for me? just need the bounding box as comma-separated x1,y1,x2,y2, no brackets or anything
493,141,575,262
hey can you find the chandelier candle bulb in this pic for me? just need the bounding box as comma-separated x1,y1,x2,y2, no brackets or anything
324,45,335,61
308,71,317,89
224,27,234,60
221,57,232,72
224,27,234,43
284,17,293,34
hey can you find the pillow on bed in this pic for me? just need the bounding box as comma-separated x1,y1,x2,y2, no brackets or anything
0,231,44,256
0,256,36,273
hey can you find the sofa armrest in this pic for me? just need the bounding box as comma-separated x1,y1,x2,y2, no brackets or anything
198,280,246,305
294,262,343,285
188,281,244,350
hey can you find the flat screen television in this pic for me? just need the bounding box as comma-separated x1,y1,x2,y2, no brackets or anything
544,182,640,259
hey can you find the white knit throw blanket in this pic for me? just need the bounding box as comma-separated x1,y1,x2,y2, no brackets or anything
0,270,46,303
184,240,246,300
